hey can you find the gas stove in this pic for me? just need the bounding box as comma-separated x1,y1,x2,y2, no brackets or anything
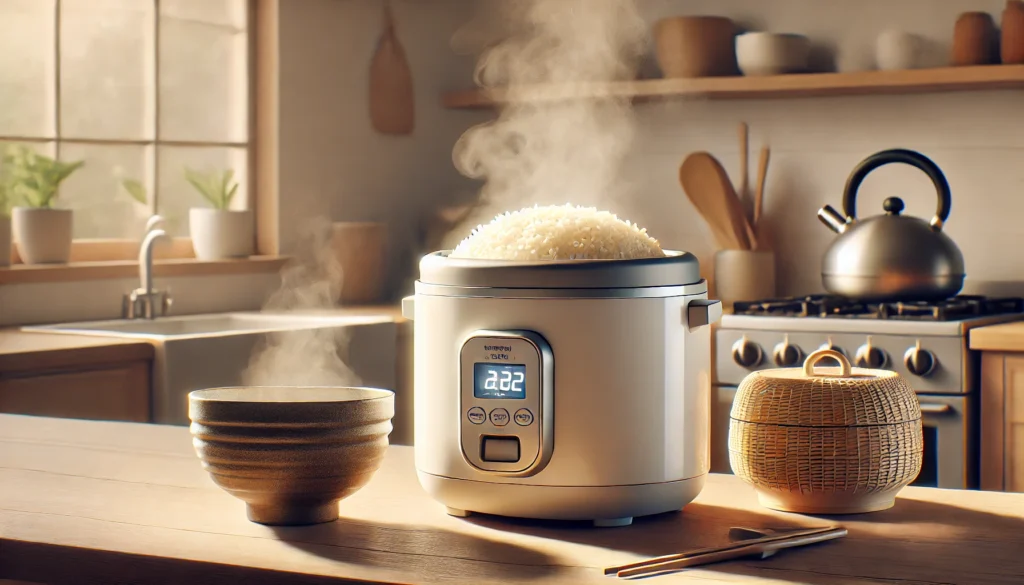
716,294,1024,392
710,293,1024,489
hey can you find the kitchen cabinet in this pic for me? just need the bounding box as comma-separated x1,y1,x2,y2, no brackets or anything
0,331,154,423
970,322,1024,492
0,362,151,423
979,352,1024,492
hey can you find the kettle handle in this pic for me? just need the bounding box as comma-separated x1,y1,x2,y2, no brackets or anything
843,148,952,230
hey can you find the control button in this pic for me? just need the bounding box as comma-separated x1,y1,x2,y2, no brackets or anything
489,408,510,426
904,341,937,377
514,408,534,426
773,338,803,367
481,436,520,463
467,407,486,425
732,336,762,368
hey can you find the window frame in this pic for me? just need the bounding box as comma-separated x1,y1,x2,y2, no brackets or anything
3,0,277,269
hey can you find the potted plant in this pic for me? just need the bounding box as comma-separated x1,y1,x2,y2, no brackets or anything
185,167,253,260
6,145,84,264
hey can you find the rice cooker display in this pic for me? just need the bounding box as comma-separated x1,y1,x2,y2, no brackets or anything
473,363,526,399
460,330,554,475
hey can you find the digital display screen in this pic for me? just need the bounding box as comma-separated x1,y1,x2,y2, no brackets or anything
473,363,527,399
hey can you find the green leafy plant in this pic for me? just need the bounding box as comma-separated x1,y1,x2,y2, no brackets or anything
120,178,147,205
184,168,238,210
3,145,84,209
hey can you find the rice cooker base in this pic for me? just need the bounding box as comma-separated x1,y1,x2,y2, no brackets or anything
406,269,714,526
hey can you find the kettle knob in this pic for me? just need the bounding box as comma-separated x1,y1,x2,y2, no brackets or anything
882,197,905,215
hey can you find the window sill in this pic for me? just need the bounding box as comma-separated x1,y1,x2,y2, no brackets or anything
0,256,290,285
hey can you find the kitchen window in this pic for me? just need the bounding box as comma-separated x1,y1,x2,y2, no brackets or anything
0,0,258,266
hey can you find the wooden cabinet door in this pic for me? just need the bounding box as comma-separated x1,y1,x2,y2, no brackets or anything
1005,356,1024,492
0,362,151,423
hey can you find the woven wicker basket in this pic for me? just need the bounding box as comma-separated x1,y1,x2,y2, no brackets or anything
729,348,923,514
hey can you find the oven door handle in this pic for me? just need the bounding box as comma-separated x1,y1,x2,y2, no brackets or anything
919,403,952,414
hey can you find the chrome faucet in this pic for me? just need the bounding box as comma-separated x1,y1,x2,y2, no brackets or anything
123,215,173,319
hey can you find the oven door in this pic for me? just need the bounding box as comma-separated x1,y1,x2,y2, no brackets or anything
711,387,976,490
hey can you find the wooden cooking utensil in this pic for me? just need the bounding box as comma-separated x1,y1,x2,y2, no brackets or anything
738,122,749,214
754,145,770,225
679,151,757,250
369,0,415,135
604,525,847,578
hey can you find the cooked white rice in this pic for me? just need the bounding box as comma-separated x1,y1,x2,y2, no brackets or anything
449,204,665,261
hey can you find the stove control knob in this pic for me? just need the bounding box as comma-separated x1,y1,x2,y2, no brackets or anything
732,337,763,368
904,342,937,377
855,341,888,369
773,340,803,367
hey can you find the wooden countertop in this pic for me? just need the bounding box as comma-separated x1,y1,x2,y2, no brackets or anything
0,330,154,374
970,321,1024,352
1,415,1022,585
0,304,407,375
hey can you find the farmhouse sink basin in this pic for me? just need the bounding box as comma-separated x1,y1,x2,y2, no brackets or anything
26,312,390,339
22,312,400,432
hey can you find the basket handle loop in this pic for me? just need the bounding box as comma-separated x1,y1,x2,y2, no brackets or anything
803,348,853,377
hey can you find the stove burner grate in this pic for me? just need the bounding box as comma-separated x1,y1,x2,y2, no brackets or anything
732,295,1024,321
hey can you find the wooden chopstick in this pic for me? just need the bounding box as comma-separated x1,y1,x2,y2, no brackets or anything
614,526,848,579
602,525,841,576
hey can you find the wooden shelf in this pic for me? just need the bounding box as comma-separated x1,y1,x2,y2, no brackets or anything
441,64,1024,109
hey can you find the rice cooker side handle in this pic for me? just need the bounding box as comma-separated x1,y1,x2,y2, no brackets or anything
686,299,722,331
402,295,415,320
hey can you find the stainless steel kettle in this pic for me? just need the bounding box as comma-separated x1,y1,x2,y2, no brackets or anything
817,148,965,302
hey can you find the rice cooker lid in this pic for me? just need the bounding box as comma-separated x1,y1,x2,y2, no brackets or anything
418,250,702,289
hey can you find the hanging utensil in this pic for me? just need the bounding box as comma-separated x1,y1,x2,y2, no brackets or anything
679,151,757,250
369,0,415,136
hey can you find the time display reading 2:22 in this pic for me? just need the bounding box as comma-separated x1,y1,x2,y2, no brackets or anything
473,363,527,399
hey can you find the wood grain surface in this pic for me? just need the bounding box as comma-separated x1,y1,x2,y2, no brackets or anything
1,414,1022,584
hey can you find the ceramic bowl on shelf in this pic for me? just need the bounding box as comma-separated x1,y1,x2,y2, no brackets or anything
188,386,395,526
654,15,739,78
736,32,810,76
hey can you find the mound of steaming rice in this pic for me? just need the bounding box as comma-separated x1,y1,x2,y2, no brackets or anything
450,204,664,261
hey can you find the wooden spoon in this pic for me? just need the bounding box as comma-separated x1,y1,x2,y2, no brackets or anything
679,152,757,250
754,145,770,225
369,0,415,135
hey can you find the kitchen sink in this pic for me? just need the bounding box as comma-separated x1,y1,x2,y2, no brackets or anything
22,312,402,436
27,312,389,339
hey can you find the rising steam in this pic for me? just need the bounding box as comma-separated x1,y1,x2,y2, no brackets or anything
243,218,361,388
450,0,648,230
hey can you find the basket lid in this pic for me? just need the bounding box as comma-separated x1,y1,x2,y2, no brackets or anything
729,349,922,427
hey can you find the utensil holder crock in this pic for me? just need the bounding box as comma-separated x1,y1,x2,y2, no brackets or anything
728,349,923,514
713,249,775,310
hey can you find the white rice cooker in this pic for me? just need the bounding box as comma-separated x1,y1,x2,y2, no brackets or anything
401,249,721,526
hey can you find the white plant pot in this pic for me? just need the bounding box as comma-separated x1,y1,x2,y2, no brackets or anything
0,215,11,267
12,207,73,264
190,208,255,260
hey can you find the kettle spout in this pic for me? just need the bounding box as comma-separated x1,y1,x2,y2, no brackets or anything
817,205,850,234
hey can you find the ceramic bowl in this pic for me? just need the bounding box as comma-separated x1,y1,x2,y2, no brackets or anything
654,16,739,78
736,32,810,76
188,386,395,526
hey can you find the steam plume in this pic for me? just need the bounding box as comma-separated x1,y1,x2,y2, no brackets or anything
243,217,361,388
451,0,647,226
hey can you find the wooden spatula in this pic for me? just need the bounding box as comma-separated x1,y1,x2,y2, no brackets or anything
369,0,414,135
679,152,757,250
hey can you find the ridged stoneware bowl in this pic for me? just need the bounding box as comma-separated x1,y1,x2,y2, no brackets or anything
188,386,395,526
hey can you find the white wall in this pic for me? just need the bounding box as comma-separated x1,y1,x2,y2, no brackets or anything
276,0,491,298
619,0,1024,297
274,0,1024,301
